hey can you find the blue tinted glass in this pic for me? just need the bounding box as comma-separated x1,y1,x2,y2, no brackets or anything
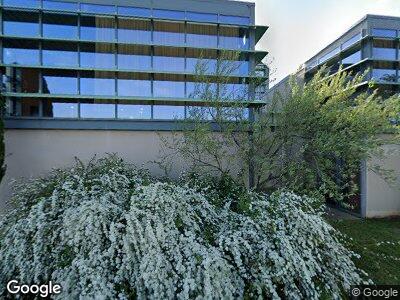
219,28,249,50
118,104,151,119
187,33,217,48
118,6,151,18
372,69,397,82
186,82,217,99
80,103,115,118
118,28,151,44
187,106,215,120
219,15,250,26
319,47,340,64
153,81,185,98
81,26,115,42
43,76,78,94
153,105,185,119
118,80,151,97
186,58,217,74
342,33,361,50
80,52,115,69
81,3,115,14
3,0,40,8
154,31,184,46
187,11,218,23
153,56,185,72
80,78,115,96
4,21,39,37
220,84,249,98
43,1,78,11
373,47,397,60
229,60,249,76
153,9,185,20
43,50,78,67
43,24,77,39
44,100,78,118
4,48,39,65
342,51,361,67
372,28,397,38
117,54,151,70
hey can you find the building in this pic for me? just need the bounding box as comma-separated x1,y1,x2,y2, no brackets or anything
0,0,268,210
268,14,400,218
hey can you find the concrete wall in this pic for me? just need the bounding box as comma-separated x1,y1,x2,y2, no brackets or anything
365,144,400,218
0,129,189,212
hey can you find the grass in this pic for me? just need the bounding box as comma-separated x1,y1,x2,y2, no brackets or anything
330,218,400,284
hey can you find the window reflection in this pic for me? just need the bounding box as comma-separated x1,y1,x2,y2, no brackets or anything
153,48,185,72
5,68,40,93
118,19,151,44
117,73,151,97
154,21,185,46
186,23,218,48
43,0,78,11
80,100,116,119
43,13,78,40
219,15,250,26
3,11,39,38
342,50,361,68
153,105,185,119
81,3,115,14
187,11,218,23
372,40,397,60
372,69,397,82
153,9,185,20
42,70,78,95
3,40,40,65
219,26,249,50
3,0,40,8
43,42,78,67
80,72,115,96
118,6,151,18
80,44,115,69
118,45,151,70
117,101,151,119
372,28,397,38
153,75,185,98
43,99,78,118
187,106,216,120
186,80,217,99
342,33,361,50
186,49,218,74
80,16,115,42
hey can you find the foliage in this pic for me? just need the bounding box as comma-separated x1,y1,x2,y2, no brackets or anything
0,94,5,184
161,60,400,201
0,156,368,299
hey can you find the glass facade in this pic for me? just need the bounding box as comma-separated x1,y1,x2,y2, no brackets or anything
1,2,259,122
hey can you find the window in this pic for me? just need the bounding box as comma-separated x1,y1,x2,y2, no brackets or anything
42,70,78,95
186,80,217,99
117,73,151,97
186,49,218,74
153,9,185,20
3,41,40,65
80,3,115,15
80,16,115,42
42,42,78,67
117,6,151,18
187,11,218,23
186,106,216,120
372,69,397,82
220,83,249,100
222,56,250,76
117,102,151,119
219,26,249,50
342,33,361,50
80,100,116,119
80,72,115,96
43,99,78,118
153,48,185,73
372,40,397,60
319,47,340,64
153,75,185,98
219,15,250,26
118,19,151,44
118,45,151,71
80,44,116,69
372,28,397,38
3,11,40,38
43,13,78,40
3,0,40,8
186,23,218,48
154,21,185,46
153,105,185,119
20,98,41,117
342,50,361,68
5,68,40,93
43,0,78,11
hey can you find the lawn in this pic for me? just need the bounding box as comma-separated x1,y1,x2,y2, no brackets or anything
330,218,400,284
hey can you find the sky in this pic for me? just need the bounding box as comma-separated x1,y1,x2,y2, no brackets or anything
239,0,400,86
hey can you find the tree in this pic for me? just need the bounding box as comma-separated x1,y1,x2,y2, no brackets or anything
160,59,400,202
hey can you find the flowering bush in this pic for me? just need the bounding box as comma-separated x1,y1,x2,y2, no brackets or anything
0,156,368,299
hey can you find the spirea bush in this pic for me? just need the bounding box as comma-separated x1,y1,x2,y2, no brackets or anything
0,155,368,299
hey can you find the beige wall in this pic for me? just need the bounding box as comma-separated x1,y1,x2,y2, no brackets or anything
0,129,189,212
365,144,400,218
